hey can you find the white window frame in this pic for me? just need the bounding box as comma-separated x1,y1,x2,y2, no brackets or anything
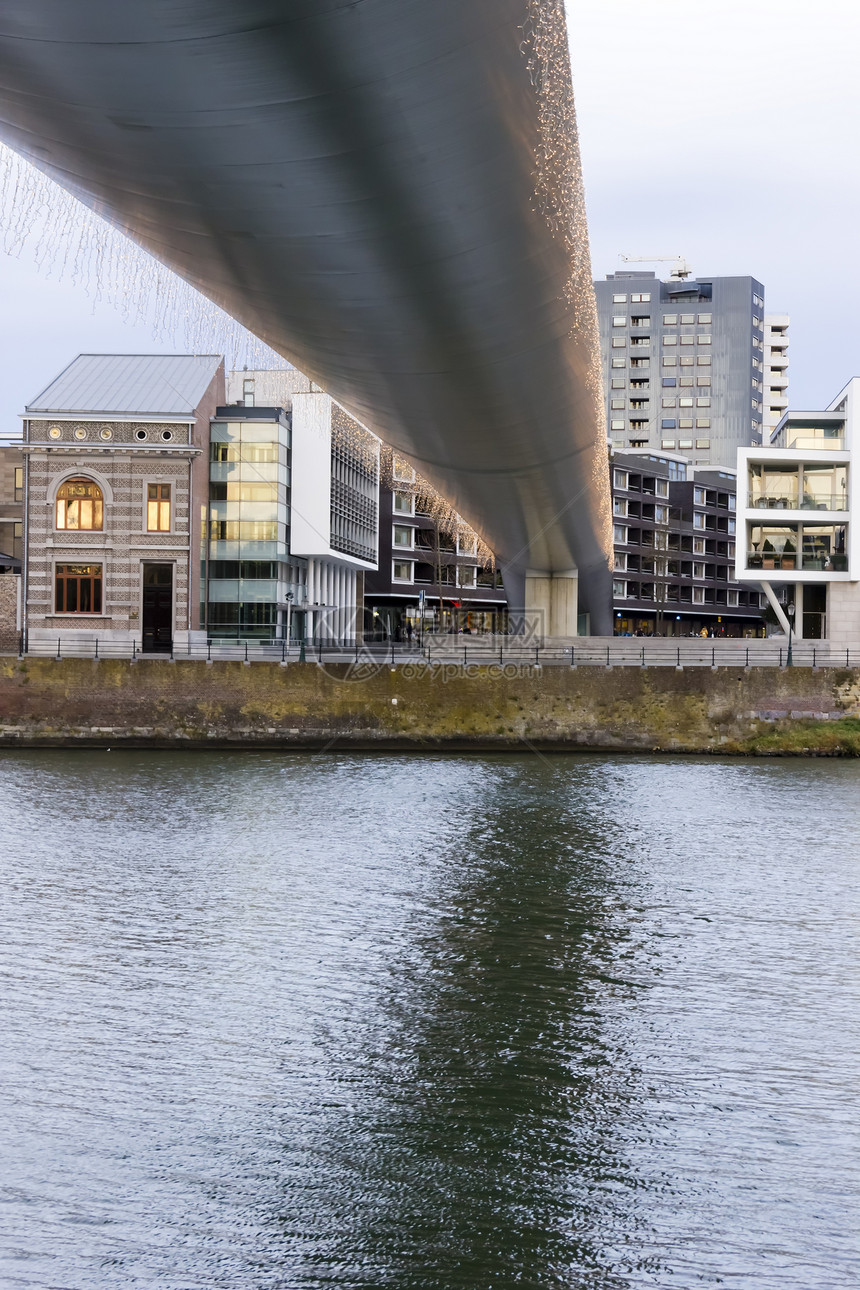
392,559,414,582
392,490,415,515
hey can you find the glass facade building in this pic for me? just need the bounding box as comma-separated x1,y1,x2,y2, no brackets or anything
205,409,307,640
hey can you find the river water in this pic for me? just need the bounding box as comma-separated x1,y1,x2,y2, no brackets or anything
0,751,857,1289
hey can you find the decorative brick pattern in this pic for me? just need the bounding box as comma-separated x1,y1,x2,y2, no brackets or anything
0,576,19,651
25,424,196,638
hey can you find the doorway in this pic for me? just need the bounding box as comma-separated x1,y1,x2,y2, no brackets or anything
142,563,174,653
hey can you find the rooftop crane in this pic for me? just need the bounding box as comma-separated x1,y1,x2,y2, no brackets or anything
620,255,692,280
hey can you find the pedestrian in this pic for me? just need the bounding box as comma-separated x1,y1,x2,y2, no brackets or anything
406,621,413,644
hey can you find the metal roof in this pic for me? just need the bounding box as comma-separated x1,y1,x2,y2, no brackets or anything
26,354,223,417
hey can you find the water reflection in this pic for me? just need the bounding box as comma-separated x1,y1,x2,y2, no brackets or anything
0,751,856,1289
277,761,650,1288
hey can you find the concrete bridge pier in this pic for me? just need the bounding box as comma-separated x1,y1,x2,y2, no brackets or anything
525,569,579,640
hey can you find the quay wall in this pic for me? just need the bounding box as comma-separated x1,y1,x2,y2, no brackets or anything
3,658,860,754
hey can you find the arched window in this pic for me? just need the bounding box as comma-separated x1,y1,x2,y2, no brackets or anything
56,478,103,531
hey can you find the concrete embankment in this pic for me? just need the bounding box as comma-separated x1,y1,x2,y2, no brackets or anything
3,657,860,754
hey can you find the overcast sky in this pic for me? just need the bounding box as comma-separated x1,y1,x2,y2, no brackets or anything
0,0,857,432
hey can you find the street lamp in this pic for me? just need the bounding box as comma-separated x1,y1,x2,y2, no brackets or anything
787,600,795,667
284,591,293,651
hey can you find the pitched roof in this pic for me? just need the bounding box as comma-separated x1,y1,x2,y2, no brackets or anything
26,354,223,417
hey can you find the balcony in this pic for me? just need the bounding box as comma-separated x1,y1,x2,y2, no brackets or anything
747,551,848,573
750,494,847,512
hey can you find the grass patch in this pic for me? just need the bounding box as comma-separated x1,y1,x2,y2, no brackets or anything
730,716,860,756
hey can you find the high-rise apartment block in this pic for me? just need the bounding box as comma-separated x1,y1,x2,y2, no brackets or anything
594,271,768,470
762,315,789,442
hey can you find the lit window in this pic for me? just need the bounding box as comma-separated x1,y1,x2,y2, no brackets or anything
679,397,694,407
393,524,413,548
661,439,676,449
14,467,23,502
147,483,171,532
56,478,103,531
610,419,625,431
55,563,102,613
679,439,693,450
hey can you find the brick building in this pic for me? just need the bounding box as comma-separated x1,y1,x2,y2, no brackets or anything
0,440,24,572
22,354,223,653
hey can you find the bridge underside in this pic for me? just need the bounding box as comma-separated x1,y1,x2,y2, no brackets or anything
0,0,612,630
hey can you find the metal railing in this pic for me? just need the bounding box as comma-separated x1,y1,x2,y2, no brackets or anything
18,634,860,670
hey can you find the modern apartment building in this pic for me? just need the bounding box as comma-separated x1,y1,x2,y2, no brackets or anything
221,369,380,643
736,378,859,643
612,449,765,636
363,451,506,637
763,315,790,442
595,271,767,470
